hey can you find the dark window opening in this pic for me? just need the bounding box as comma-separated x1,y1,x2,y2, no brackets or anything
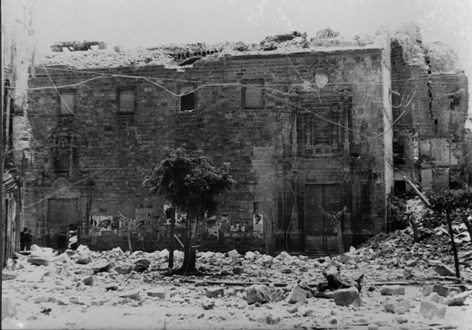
59,91,76,116
243,79,264,109
394,180,406,195
179,86,196,112
181,92,195,111
118,88,136,113
449,181,461,189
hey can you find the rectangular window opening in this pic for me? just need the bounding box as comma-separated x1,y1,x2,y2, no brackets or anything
180,86,196,111
118,88,136,113
59,91,76,116
243,79,264,109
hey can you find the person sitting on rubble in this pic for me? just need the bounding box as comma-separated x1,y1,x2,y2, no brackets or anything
20,227,28,251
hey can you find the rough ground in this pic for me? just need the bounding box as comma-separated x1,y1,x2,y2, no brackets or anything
2,227,472,330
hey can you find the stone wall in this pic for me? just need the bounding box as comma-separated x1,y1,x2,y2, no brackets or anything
391,39,469,192
26,47,391,254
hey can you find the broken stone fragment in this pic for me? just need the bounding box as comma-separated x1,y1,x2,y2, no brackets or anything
133,259,150,273
27,257,49,266
91,261,112,273
380,285,405,296
83,276,93,286
202,301,215,310
53,252,72,264
246,284,271,305
106,285,118,291
422,284,434,296
205,287,225,298
119,291,141,301
444,291,471,306
434,264,456,277
419,300,446,320
333,287,362,307
432,284,461,297
113,264,133,275
232,266,244,275
286,286,307,304
405,259,418,267
1,297,17,320
76,255,92,265
2,272,17,281
227,249,240,259
287,306,298,313
383,299,411,314
281,267,293,274
220,269,231,276
245,251,256,260
147,288,166,299
428,292,441,303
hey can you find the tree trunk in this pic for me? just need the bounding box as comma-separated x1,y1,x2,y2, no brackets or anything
126,221,132,254
168,217,175,269
336,220,344,255
180,240,197,274
446,211,460,279
177,211,198,274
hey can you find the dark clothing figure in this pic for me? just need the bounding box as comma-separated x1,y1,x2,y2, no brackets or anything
25,230,32,250
57,232,68,254
20,228,28,251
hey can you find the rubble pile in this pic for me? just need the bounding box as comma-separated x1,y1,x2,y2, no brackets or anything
37,28,386,70
2,227,472,329
38,48,176,69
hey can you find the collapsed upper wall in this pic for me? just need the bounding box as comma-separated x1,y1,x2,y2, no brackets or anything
36,28,387,70
392,23,463,74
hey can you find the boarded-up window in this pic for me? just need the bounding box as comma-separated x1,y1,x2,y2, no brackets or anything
243,79,264,109
59,91,76,115
118,88,136,112
180,86,196,111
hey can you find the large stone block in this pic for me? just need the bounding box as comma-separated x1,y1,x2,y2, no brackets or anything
333,287,361,307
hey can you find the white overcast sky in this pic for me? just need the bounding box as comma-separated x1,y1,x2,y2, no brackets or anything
31,0,472,108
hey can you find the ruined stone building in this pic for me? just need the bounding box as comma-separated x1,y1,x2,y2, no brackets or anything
1,0,34,262
25,27,469,255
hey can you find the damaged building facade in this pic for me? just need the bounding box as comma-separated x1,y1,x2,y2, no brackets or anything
24,28,469,255
1,0,34,263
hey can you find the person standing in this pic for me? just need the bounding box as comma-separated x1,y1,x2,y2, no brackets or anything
20,227,27,251
25,229,32,250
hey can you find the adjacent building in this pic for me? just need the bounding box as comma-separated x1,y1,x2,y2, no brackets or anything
1,0,34,262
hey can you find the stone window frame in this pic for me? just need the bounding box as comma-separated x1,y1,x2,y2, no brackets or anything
242,79,265,109
179,85,197,112
58,89,76,116
117,86,137,114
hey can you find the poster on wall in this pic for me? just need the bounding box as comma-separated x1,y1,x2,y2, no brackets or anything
219,213,231,231
90,216,114,230
253,213,263,238
206,215,219,239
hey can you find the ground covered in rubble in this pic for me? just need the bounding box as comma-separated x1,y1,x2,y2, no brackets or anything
2,227,472,330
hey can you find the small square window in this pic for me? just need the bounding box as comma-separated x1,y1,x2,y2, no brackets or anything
180,86,196,111
59,91,76,115
118,88,136,112
243,79,264,109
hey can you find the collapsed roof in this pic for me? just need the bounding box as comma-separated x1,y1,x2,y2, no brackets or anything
36,25,462,73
